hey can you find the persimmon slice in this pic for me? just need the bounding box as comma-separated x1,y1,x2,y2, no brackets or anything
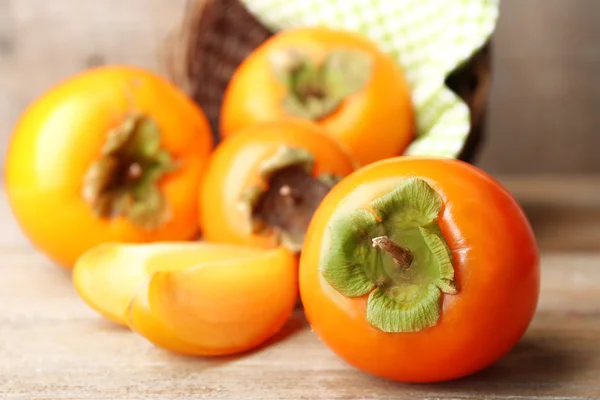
73,242,264,325
132,247,298,356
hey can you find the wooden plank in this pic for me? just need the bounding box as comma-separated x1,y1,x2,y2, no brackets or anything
1,178,600,399
0,246,599,399
478,0,600,174
501,176,600,253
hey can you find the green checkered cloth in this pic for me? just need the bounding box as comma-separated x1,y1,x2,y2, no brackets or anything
240,0,499,158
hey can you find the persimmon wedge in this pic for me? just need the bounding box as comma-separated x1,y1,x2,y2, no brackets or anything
73,242,261,326
128,246,298,356
73,242,298,356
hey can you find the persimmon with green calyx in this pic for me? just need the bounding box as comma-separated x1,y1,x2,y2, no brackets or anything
3,65,213,268
220,27,414,166
300,157,540,383
199,119,357,253
125,244,298,356
73,242,261,326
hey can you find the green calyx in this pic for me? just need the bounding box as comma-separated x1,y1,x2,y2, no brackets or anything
269,48,373,120
239,146,341,253
258,146,315,181
320,178,458,333
82,114,178,230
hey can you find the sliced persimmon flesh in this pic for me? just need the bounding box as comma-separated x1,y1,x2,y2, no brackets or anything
130,247,298,356
73,242,264,326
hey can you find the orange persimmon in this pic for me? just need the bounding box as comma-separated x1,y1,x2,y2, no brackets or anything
220,27,414,166
300,157,540,383
199,119,357,253
3,66,213,268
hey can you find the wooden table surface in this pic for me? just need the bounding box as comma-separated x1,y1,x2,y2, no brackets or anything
1,177,600,400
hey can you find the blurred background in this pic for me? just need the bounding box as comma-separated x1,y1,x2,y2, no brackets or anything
1,0,599,175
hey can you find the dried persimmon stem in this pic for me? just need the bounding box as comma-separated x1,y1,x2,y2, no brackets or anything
372,236,413,270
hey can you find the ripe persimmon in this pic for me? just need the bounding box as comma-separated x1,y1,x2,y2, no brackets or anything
199,119,357,253
220,27,414,166
300,157,540,382
3,66,213,268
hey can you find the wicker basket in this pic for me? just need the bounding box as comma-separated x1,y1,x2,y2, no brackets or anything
171,0,492,163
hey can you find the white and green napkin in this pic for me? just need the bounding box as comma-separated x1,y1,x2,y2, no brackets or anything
240,0,499,158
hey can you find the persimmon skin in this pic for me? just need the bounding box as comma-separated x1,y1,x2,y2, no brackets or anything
3,65,213,268
300,157,540,383
220,27,414,166
199,119,357,250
